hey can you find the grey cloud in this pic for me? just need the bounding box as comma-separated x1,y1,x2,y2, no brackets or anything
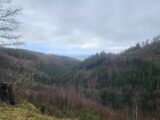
12,0,160,57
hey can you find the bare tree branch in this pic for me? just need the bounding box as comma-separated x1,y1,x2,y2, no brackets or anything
0,0,22,46
1,34,21,39
0,8,21,19
0,41,24,46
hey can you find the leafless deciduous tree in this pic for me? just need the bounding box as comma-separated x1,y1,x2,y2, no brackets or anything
0,0,22,46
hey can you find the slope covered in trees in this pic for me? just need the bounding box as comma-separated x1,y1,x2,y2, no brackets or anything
0,47,80,84
0,38,160,120
75,39,160,119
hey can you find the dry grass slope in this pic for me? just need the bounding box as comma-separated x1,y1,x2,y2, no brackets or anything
0,102,75,120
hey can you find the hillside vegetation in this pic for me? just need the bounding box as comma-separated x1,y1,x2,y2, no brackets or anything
0,48,80,84
0,102,74,120
0,36,160,120
75,39,160,120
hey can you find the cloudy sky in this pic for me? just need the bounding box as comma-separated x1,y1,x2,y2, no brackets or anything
12,0,160,58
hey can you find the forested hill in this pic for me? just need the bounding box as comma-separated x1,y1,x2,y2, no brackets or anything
0,39,160,119
0,47,80,84
123,39,160,62
79,39,160,70
75,39,160,118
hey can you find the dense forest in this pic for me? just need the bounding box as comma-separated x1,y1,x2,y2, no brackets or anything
0,37,160,120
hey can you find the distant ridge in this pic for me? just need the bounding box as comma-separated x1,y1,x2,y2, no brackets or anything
0,47,80,84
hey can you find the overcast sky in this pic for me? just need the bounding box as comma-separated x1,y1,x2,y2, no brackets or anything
12,0,160,58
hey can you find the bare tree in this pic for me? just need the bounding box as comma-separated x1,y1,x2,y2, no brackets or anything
0,0,22,46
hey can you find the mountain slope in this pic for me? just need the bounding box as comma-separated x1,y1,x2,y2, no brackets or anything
0,40,160,120
74,40,160,119
123,40,160,63
0,47,80,84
